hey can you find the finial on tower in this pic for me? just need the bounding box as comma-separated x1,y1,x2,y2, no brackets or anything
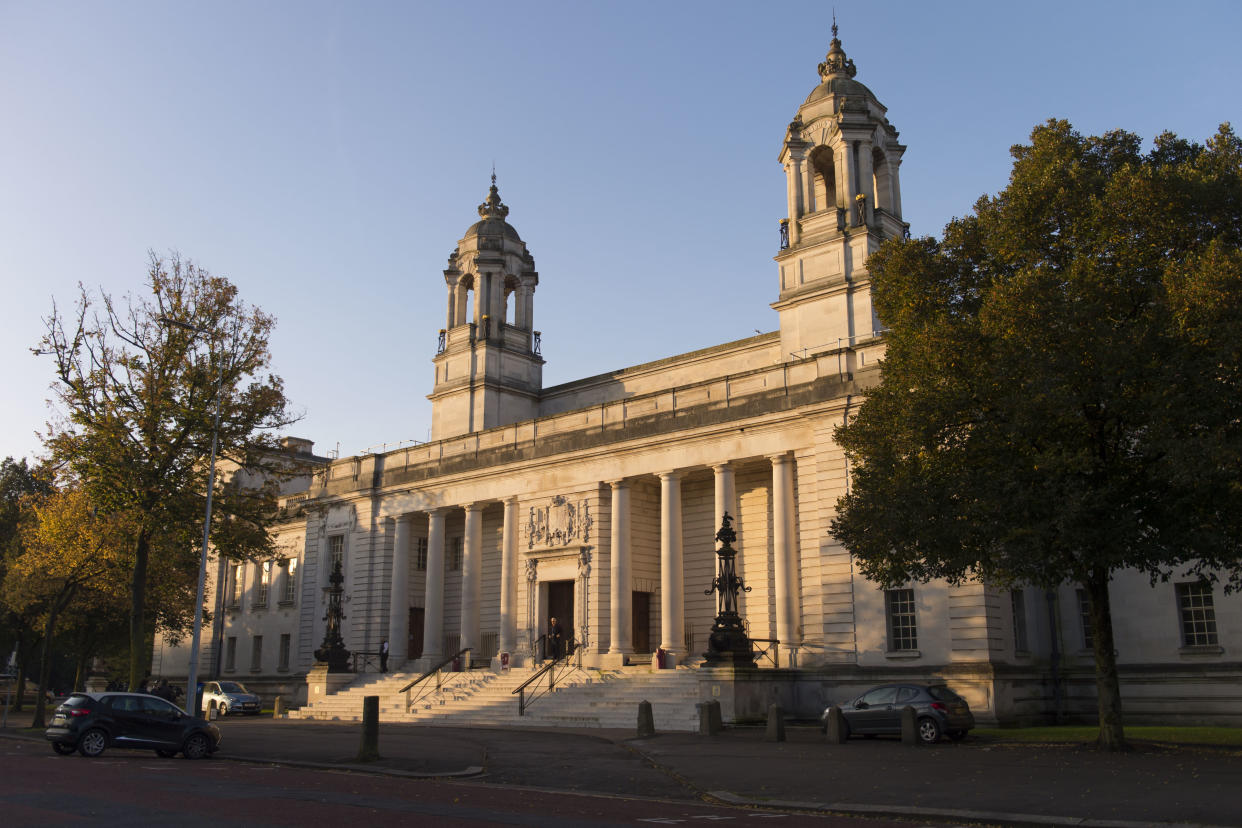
478,169,510,220
818,14,857,81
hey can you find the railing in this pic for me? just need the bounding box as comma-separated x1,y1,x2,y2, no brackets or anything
512,638,578,717
351,651,381,673
751,639,780,668
399,648,472,713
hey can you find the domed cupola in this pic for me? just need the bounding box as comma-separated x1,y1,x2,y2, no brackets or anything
773,20,907,364
430,175,543,441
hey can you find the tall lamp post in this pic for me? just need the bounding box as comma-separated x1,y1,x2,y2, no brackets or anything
161,318,222,716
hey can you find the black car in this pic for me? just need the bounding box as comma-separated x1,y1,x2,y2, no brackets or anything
46,691,222,759
823,683,975,744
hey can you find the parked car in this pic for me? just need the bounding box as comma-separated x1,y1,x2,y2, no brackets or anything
201,680,261,716
822,683,974,744
45,692,221,758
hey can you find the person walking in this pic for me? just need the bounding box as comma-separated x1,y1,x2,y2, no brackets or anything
380,639,390,672
547,617,563,661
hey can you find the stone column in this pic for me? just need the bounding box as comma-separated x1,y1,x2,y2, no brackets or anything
499,497,519,659
608,480,633,659
387,515,411,665
461,503,483,664
421,508,447,664
770,454,800,660
659,471,684,665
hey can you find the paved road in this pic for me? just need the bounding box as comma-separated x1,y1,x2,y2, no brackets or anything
0,737,916,827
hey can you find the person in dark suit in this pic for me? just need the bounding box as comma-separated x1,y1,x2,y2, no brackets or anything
380,639,389,672
548,617,563,661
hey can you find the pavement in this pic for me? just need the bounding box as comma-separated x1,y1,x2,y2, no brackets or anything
6,716,1242,827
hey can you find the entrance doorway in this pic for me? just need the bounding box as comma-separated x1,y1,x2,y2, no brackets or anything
408,608,424,660
632,591,651,653
547,580,574,657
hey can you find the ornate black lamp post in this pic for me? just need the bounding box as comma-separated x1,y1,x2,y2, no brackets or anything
703,512,755,665
314,558,352,672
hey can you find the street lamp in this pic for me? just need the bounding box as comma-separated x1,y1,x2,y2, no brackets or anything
160,318,222,717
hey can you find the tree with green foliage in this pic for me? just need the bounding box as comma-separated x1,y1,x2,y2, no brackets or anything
37,253,297,691
831,121,1242,751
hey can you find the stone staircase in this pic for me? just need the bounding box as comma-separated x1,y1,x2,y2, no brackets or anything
288,664,703,731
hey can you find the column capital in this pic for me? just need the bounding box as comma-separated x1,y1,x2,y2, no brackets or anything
711,462,733,473
463,501,486,515
768,452,793,466
503,495,519,506
608,478,630,490
657,469,683,481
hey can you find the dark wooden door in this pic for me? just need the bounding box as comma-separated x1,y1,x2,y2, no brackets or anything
632,591,651,653
408,607,424,660
547,580,574,655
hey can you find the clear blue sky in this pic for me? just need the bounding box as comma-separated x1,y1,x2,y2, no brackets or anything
3,1,1239,462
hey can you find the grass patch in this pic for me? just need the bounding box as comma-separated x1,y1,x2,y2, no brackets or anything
974,726,1242,746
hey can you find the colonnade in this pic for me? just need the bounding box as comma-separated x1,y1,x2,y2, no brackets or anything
384,454,801,670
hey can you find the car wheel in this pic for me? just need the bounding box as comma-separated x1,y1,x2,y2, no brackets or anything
947,729,967,742
182,732,211,760
78,728,108,757
51,742,75,756
917,717,942,745
155,749,178,758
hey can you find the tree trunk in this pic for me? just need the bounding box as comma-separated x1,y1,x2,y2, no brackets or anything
31,585,75,729
128,530,150,691
1086,567,1127,751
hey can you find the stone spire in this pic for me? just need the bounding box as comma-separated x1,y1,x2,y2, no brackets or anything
478,171,510,220
817,17,857,81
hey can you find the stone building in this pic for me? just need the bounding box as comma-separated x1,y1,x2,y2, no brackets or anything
160,31,1240,726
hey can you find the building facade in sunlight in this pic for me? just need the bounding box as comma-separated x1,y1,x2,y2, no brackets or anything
160,31,1239,726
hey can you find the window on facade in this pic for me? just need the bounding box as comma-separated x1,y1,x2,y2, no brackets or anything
415,537,428,572
227,563,242,608
1011,589,1029,653
1176,582,1219,647
278,633,291,671
256,561,270,607
449,537,462,571
251,635,263,672
225,636,237,672
281,558,297,604
884,588,918,651
1077,588,1094,650
328,534,344,575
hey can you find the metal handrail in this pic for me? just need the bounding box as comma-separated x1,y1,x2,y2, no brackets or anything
751,638,780,668
512,638,578,716
400,648,472,713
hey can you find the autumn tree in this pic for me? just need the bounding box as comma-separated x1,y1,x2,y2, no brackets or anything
0,457,54,710
8,487,133,727
831,121,1242,750
38,253,297,690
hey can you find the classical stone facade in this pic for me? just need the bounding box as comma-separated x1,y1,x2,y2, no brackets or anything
160,31,1240,725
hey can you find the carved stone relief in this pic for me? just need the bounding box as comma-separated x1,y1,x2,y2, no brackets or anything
527,495,592,549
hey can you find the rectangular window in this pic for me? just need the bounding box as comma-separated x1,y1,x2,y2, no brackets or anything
224,636,237,672
884,588,918,651
281,558,297,604
449,537,462,571
415,537,428,572
250,635,263,672
255,561,270,607
1176,582,1219,647
1077,588,1094,650
226,563,242,608
1011,589,1029,653
278,633,291,671
328,534,344,575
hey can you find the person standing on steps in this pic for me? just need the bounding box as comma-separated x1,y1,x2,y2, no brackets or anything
548,617,563,662
380,639,389,672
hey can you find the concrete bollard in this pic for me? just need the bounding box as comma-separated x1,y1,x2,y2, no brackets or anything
637,699,655,737
357,695,381,761
825,705,848,744
764,703,785,742
273,696,284,718
697,700,722,736
900,705,918,745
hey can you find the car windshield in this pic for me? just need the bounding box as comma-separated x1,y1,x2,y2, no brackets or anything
218,682,248,693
